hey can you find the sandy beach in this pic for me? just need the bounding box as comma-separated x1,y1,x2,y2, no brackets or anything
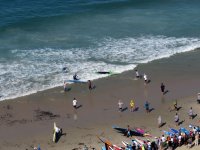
0,49,200,150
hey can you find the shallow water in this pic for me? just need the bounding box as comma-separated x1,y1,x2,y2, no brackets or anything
1,0,200,100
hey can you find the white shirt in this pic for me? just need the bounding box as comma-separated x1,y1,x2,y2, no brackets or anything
175,115,179,122
161,136,166,142
136,71,139,77
189,109,193,116
73,99,77,106
118,101,123,108
178,135,182,141
144,74,147,81
55,126,60,133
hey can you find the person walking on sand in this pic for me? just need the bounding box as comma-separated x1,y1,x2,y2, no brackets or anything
130,99,135,112
195,132,199,146
160,83,165,95
126,125,131,137
73,98,77,109
174,113,179,126
118,100,123,112
188,107,193,119
158,115,162,128
144,101,150,113
88,80,92,91
135,69,140,78
63,81,68,92
143,73,148,83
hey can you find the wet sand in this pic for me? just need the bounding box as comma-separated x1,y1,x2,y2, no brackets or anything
0,49,200,150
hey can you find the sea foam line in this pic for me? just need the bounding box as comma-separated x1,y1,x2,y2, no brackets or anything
1,36,200,101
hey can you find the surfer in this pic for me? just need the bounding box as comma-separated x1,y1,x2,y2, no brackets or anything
73,73,78,80
62,67,68,73
160,83,165,95
73,98,77,109
53,123,63,143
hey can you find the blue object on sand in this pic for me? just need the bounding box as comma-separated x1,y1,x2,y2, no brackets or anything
66,80,87,83
170,128,179,135
180,127,190,135
163,130,174,136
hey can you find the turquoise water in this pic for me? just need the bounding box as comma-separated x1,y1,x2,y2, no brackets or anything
0,0,200,100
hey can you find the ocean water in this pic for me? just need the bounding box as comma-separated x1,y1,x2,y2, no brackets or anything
1,0,200,100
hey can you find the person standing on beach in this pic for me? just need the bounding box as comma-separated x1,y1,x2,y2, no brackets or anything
126,125,131,137
118,100,123,112
135,69,140,78
195,132,199,146
174,113,179,126
143,74,148,83
63,81,67,92
130,99,135,112
160,83,165,95
88,80,92,91
188,107,193,119
158,115,162,128
73,98,77,109
144,101,150,113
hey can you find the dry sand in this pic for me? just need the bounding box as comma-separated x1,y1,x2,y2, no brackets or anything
0,50,200,150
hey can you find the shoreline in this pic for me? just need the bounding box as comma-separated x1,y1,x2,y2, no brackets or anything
1,47,200,102
0,49,200,149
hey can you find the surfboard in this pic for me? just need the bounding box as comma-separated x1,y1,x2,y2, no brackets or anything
180,127,190,135
170,128,179,135
66,80,87,83
96,71,119,76
112,125,143,136
189,124,200,131
163,130,174,136
96,71,112,74
113,144,122,150
53,122,56,142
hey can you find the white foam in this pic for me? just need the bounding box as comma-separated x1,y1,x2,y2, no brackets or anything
1,35,200,101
